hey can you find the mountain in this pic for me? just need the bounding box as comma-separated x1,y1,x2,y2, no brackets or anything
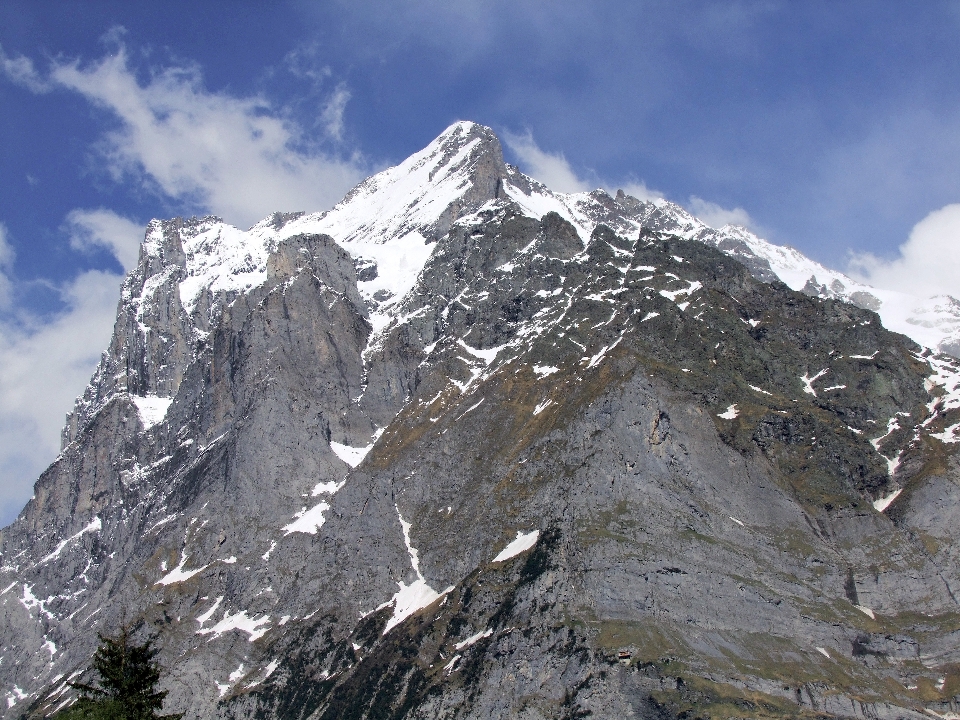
2,121,960,720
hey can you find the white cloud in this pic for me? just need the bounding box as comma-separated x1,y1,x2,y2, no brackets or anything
504,132,766,231
5,45,367,229
65,208,144,271
502,130,592,193
849,203,960,300
0,225,14,309
0,45,49,92
619,181,665,203
686,196,756,230
0,259,122,524
502,130,668,204
321,84,351,142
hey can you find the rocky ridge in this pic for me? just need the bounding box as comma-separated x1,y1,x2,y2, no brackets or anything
0,122,959,719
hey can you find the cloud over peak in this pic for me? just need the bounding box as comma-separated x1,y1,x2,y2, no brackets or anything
2,43,368,229
850,203,960,300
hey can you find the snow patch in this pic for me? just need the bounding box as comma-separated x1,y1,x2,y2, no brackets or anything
196,596,223,625
659,280,702,309
330,443,370,468
873,488,902,513
455,628,492,650
130,395,173,430
854,605,875,620
931,422,960,444
261,541,277,561
197,609,271,642
312,480,346,496
800,369,829,396
283,502,330,535
178,222,273,315
262,660,279,680
157,553,208,586
533,400,554,416
39,517,101,565
443,654,461,674
717,404,739,420
533,364,559,378
330,428,383,468
6,686,28,709
380,507,452,635
458,339,506,364
492,530,540,563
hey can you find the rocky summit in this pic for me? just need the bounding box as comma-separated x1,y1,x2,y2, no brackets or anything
2,121,960,720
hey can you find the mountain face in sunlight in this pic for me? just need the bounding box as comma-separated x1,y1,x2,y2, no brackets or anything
3,122,959,720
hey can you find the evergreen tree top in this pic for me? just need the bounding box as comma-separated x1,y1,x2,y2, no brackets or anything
53,626,182,720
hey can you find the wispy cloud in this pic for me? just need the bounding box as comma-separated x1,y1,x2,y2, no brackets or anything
503,128,767,234
65,208,144,272
2,43,367,229
0,46,50,92
686,196,757,231
321,83,351,142
849,203,960,300
619,181,665,203
0,224,14,309
501,130,592,193
502,129,666,202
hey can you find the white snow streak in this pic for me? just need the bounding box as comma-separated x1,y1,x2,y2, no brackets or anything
312,480,345,496
197,609,271,642
130,395,173,429
330,442,370,468
800,369,829,396
380,507,452,635
455,628,492,650
533,399,554,416
39,517,101,565
533,364,559,377
196,596,223,625
330,428,384,468
283,502,330,535
492,530,540,563
443,654,461,674
157,553,208,585
658,280,702,309
717,404,739,420
873,488,903,513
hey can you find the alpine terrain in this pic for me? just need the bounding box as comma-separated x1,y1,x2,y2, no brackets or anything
2,121,960,720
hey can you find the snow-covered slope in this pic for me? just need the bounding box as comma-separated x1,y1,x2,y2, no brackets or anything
139,119,960,363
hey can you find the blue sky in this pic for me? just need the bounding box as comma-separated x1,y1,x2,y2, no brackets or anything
1,0,959,523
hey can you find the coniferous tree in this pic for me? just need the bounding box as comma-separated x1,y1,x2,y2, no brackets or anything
51,627,182,720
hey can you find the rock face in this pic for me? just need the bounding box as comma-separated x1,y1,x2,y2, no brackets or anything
2,122,960,720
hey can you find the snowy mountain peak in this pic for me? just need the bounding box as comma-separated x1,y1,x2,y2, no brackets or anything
61,120,960,449
9,120,960,720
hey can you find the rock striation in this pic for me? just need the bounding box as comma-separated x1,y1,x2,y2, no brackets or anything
1,122,959,720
